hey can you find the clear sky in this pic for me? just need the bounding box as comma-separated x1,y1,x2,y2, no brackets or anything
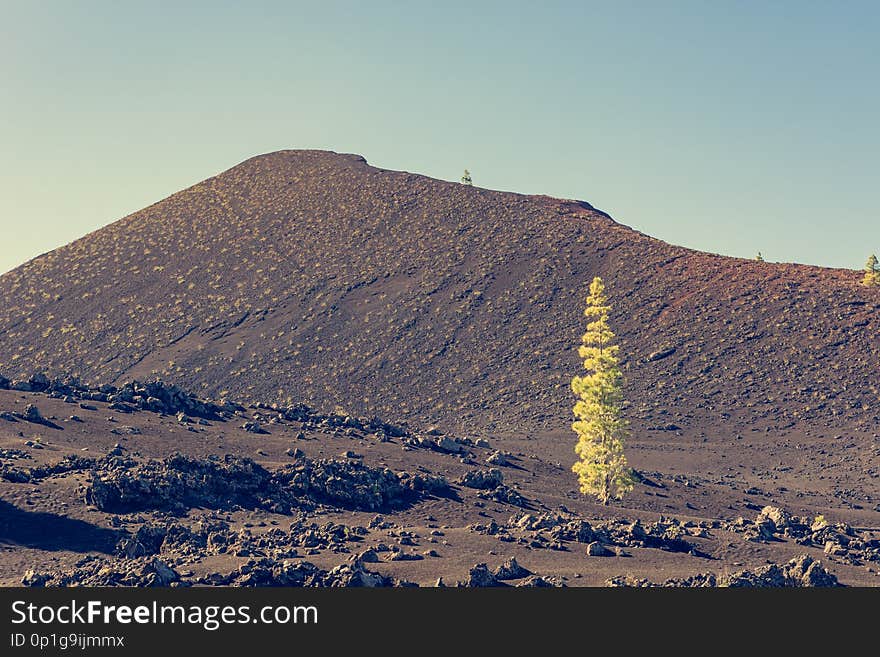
1,1,877,274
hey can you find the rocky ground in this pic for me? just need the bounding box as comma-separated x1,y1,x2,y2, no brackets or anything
2,375,878,587
1,150,878,587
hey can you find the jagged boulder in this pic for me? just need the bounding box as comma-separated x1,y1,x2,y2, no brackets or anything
459,468,503,490
479,484,527,507
465,563,500,587
325,561,396,587
586,541,614,557
756,506,792,533
494,557,531,580
24,404,44,423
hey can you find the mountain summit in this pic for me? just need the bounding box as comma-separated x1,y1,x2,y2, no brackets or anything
0,150,876,435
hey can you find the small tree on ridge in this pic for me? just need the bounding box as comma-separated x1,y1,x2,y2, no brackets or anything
863,254,879,287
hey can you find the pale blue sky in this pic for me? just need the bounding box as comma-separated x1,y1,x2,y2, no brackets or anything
1,1,877,274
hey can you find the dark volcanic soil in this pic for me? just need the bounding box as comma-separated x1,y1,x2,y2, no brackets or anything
0,150,878,586
0,150,877,437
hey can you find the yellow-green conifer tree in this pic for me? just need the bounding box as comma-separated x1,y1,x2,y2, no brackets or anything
863,254,879,287
570,276,633,504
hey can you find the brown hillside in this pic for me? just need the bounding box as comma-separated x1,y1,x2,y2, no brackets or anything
0,150,877,436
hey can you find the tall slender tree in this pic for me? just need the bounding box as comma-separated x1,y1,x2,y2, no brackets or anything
863,254,879,287
570,276,633,504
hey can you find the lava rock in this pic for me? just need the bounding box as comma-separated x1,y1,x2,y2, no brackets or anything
466,563,500,587
241,421,268,434
459,468,503,490
493,557,531,580
586,541,614,557
435,436,461,454
24,404,44,423
724,554,839,587
756,506,792,533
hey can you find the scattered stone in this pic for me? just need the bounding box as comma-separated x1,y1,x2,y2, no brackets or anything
144,558,179,586
435,436,461,454
466,563,499,587
494,557,531,580
459,468,503,490
241,421,267,434
21,569,48,587
326,561,399,587
607,573,718,588
0,448,30,460
824,541,847,557
586,541,614,557
1,454,95,483
517,575,558,587
369,515,390,529
358,549,379,563
29,372,51,391
110,426,141,436
22,556,186,587
480,484,527,507
647,346,676,362
757,506,792,532
24,404,43,423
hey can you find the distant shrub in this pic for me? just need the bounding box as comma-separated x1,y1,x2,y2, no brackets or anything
461,170,473,186
755,252,764,262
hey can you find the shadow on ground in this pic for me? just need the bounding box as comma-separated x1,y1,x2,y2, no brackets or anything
0,500,120,553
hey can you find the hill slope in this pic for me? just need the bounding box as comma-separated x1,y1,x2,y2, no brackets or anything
0,150,877,435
